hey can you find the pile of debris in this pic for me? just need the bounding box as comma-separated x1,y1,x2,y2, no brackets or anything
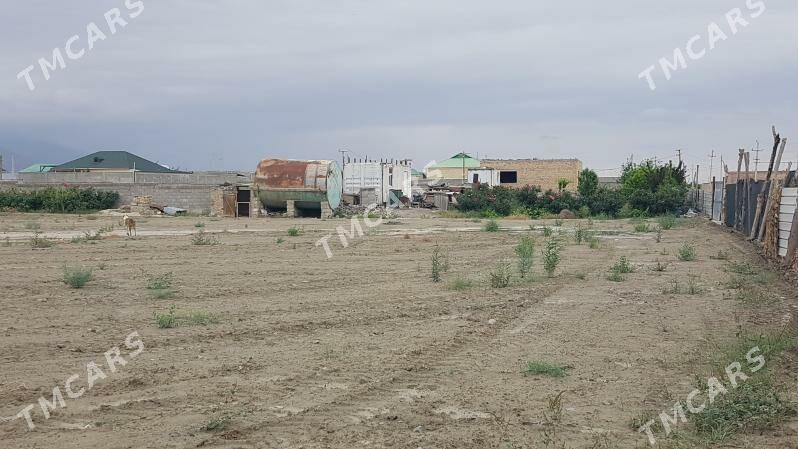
333,204,397,219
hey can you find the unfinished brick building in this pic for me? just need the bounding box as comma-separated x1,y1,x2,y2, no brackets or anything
480,159,582,192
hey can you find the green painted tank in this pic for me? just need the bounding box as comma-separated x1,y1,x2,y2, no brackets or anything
254,159,342,210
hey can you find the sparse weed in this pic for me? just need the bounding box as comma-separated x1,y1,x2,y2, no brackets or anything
574,225,586,244
677,243,697,261
3,236,11,247
523,361,568,378
431,246,449,282
663,279,681,294
203,416,231,432
146,272,174,290
195,222,206,228
489,260,512,288
448,277,473,291
725,261,757,275
276,237,285,244
287,227,301,237
24,221,40,230
607,269,625,282
554,219,564,227
686,275,702,295
63,266,93,289
612,256,634,274
515,236,535,278
191,229,220,246
155,305,178,329
710,250,730,260
30,232,54,249
544,391,566,424
542,226,553,237
483,219,500,232
541,240,562,277
657,215,678,230
652,260,669,272
656,226,663,243
634,222,651,233
187,311,218,326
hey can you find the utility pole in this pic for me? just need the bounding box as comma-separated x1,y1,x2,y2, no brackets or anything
676,149,682,164
338,149,348,167
708,150,716,184
752,140,762,181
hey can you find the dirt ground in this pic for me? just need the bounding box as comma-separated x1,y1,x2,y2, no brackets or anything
0,212,796,449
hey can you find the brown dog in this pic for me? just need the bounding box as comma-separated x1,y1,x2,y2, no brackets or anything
123,215,137,237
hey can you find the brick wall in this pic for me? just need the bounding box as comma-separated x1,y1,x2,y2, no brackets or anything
481,159,582,192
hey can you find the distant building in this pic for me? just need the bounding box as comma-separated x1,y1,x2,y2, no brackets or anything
20,164,56,173
467,168,501,186
425,153,480,183
52,150,188,173
480,159,582,192
598,176,621,189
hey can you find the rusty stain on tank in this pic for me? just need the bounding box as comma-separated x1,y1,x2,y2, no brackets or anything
255,159,328,190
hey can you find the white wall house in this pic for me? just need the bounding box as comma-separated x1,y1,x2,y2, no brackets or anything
343,161,412,206
467,168,501,187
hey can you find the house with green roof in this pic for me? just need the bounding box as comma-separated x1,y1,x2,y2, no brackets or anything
425,152,480,182
52,151,188,173
20,164,57,173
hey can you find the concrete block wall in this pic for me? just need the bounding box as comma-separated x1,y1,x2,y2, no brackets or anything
20,171,253,185
0,183,217,214
481,159,582,192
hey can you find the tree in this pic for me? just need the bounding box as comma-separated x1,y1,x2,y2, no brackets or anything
577,169,599,197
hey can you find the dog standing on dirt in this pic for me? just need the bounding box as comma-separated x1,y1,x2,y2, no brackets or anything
123,215,137,237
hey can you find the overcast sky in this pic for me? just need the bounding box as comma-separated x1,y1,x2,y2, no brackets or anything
1,0,796,179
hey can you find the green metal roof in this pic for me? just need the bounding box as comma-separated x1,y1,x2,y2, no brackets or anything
20,164,56,173
54,151,188,173
428,152,480,169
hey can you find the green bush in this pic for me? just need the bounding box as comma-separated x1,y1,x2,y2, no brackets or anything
515,236,535,278
0,188,119,213
63,266,93,288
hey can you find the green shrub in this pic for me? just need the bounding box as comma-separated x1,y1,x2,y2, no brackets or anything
612,256,635,274
287,227,301,237
489,261,512,288
483,219,500,232
633,222,651,233
678,243,697,261
0,188,118,213
146,272,174,290
155,305,178,328
63,266,93,288
523,361,568,378
542,226,553,237
515,236,535,278
657,215,678,230
541,240,562,277
431,246,449,282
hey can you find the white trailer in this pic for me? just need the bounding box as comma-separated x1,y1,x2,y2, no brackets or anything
343,162,412,206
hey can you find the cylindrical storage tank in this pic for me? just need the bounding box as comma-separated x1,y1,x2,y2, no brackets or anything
254,159,343,211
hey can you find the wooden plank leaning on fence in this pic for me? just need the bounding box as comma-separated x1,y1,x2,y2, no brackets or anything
757,138,787,242
762,179,782,259
750,127,782,240
734,149,744,231
743,152,751,233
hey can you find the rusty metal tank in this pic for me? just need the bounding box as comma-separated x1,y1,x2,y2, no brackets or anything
254,159,343,210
